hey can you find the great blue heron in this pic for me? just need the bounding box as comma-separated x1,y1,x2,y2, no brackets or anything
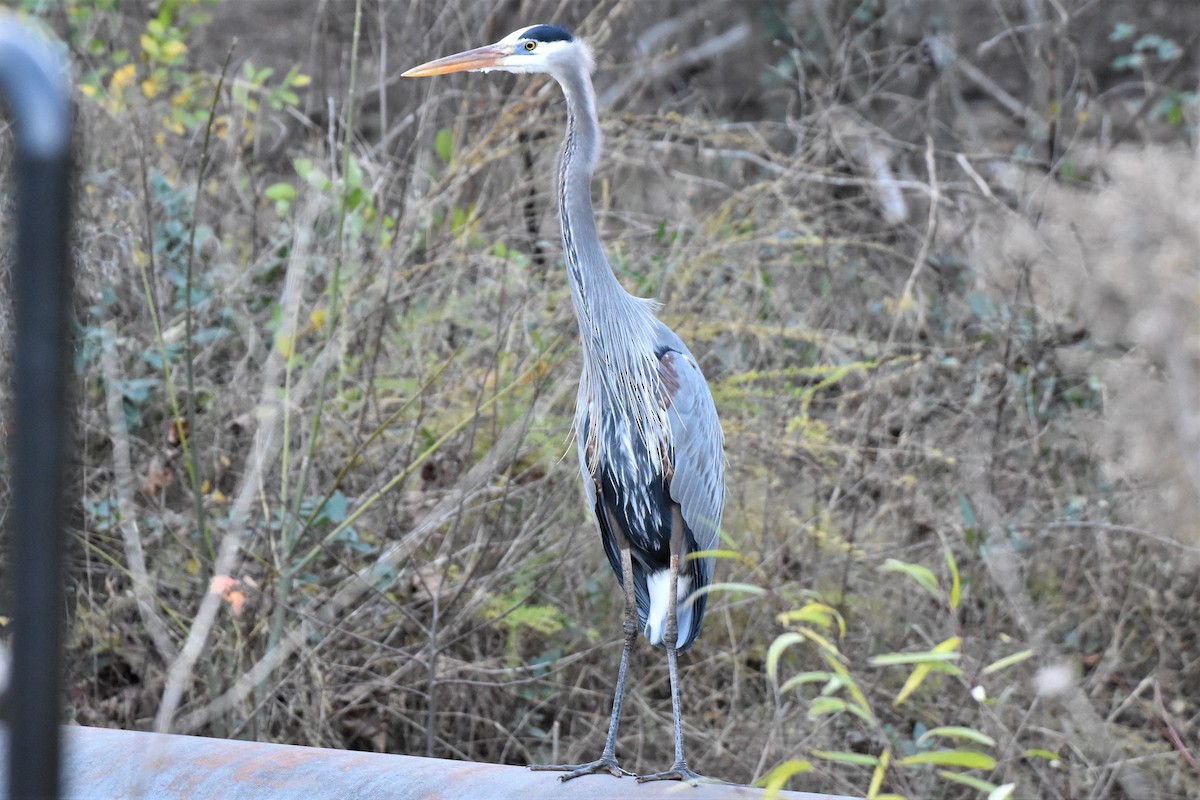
404,24,725,783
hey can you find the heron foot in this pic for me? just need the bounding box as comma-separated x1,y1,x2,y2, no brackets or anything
528,756,634,781
636,761,712,784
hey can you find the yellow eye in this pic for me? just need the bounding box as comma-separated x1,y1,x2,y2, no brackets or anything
524,40,537,51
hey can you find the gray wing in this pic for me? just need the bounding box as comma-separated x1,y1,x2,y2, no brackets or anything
658,343,725,570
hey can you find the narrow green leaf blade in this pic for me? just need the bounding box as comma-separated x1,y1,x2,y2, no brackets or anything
766,632,804,682
434,128,454,163
881,558,940,596
810,750,880,767
918,727,997,748
982,649,1034,675
755,759,813,796
936,770,998,793
778,671,833,693
869,651,961,667
898,750,996,769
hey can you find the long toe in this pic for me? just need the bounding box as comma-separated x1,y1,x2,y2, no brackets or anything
635,762,713,784
528,756,633,781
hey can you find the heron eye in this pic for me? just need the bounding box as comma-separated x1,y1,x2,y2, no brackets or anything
524,40,537,51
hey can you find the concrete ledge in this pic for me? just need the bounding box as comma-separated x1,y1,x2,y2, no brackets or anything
23,726,859,799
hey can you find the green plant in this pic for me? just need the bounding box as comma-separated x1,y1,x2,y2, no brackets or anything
757,539,1036,799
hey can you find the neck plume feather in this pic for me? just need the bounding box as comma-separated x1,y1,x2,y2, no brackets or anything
554,60,665,454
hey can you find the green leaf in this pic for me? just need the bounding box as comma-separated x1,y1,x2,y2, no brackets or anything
344,153,363,191
753,762,811,796
1109,22,1136,42
684,582,765,610
810,750,879,767
944,543,961,611
918,727,997,748
755,759,812,796
1023,749,1059,761
982,649,1034,675
435,128,454,164
958,493,976,527
766,632,804,682
778,671,833,693
819,650,874,722
797,625,842,657
807,697,848,717
881,558,940,596
867,750,890,799
869,651,960,667
898,750,996,770
777,601,846,636
936,770,998,793
264,182,296,202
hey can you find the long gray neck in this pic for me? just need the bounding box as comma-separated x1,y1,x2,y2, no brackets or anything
554,63,666,461
554,67,655,368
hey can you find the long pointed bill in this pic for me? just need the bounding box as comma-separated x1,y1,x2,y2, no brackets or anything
402,44,509,77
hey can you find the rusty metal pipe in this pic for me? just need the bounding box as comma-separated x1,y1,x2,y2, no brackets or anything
8,726,859,800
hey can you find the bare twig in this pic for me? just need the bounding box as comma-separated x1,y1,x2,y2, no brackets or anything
99,325,178,664
172,399,563,733
598,22,752,110
180,40,235,559
153,202,320,734
887,135,939,344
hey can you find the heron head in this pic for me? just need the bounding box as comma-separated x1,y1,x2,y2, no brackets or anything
402,24,591,80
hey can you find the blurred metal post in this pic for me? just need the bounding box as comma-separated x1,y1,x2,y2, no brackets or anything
0,13,73,800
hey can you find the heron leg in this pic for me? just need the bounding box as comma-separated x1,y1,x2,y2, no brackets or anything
528,545,637,780
636,551,707,784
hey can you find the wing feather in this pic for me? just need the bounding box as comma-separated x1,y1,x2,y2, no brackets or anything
659,345,725,632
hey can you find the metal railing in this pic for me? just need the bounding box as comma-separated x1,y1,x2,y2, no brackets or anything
1,726,857,800
0,13,73,800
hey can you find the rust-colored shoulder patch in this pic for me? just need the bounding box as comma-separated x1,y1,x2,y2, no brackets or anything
658,350,681,406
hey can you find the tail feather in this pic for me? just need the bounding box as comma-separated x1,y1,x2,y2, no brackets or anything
643,568,702,650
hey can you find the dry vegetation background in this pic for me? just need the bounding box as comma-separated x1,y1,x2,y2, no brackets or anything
4,0,1200,797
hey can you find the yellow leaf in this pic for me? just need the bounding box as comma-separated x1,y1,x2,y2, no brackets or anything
79,83,97,98
275,331,295,358
893,663,931,707
757,759,813,797
139,34,159,59
141,76,159,99
211,489,227,502
867,750,890,799
309,307,328,331
110,63,136,93
291,73,312,87
185,556,200,575
162,39,187,61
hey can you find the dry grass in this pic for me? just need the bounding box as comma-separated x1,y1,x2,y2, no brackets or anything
3,0,1197,797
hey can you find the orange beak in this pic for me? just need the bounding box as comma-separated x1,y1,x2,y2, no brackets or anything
402,44,509,77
